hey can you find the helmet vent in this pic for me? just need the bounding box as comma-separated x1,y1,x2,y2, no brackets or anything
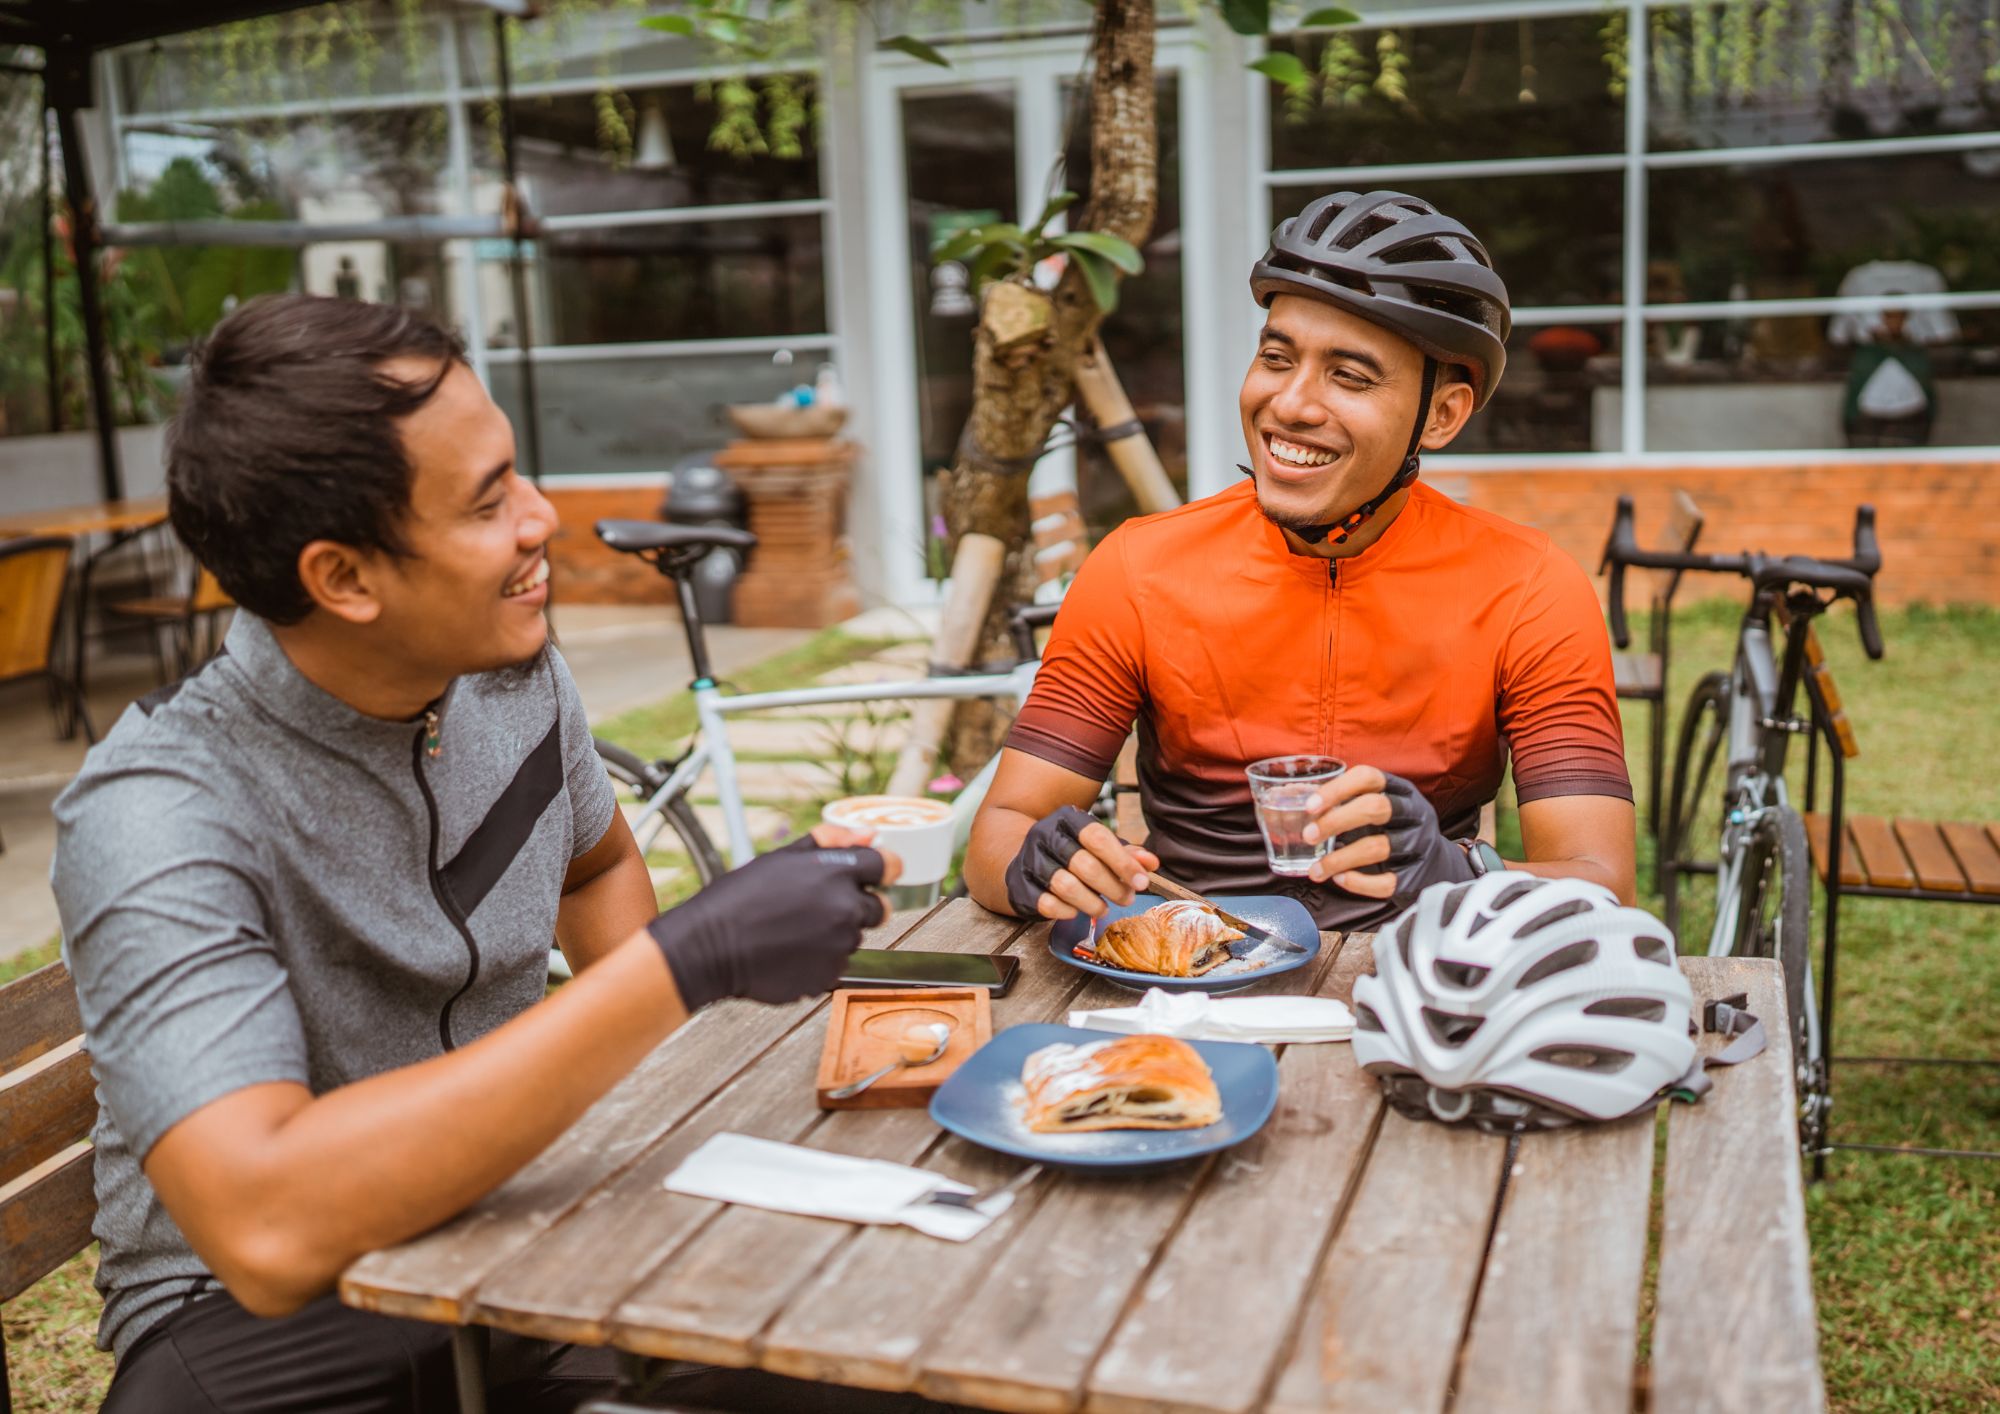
1519,900,1598,935
1530,1044,1634,1074
1583,997,1669,1023
1518,939,1599,985
1438,883,1472,929
1633,935,1673,965
1421,1007,1485,1047
1492,879,1541,911
1433,960,1491,988
1354,1002,1386,1033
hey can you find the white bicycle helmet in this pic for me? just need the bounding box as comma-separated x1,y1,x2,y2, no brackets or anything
1352,873,1698,1132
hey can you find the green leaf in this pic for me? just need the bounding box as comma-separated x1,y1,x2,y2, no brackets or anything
639,14,695,35
1250,52,1311,87
931,227,990,264
1300,7,1363,27
1052,230,1144,275
1067,248,1121,314
967,243,1023,289
1218,0,1272,37
1028,190,1080,237
882,34,952,67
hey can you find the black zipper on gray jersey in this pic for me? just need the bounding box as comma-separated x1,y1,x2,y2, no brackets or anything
413,726,479,1052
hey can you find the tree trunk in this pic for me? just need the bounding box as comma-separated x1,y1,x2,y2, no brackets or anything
940,0,1158,772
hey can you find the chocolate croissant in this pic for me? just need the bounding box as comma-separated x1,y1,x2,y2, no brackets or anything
1021,1034,1223,1132
1075,900,1245,977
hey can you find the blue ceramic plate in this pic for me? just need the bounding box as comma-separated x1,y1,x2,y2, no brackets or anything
928,1023,1281,1169
1047,894,1320,993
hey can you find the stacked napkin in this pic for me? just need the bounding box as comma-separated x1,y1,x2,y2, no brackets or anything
1068,986,1353,1043
663,1133,1012,1242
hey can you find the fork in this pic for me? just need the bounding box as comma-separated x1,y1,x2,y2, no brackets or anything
916,1163,1045,1211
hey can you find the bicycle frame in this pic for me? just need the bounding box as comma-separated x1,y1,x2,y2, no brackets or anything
625,661,1041,867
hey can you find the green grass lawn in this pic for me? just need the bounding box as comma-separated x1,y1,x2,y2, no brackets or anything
4,604,1996,1411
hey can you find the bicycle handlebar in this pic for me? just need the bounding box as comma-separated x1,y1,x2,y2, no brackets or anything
1601,495,1884,661
1008,603,1061,660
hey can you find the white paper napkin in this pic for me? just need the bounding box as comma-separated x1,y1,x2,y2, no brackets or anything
1069,987,1353,1044
662,1133,1012,1241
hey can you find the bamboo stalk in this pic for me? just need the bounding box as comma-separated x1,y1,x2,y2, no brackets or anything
883,533,1006,798
1072,337,1180,515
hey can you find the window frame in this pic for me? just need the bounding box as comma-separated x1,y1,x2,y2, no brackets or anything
1257,0,2000,461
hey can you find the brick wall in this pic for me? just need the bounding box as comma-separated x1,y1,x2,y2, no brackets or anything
1439,460,1998,607
547,460,1998,608
544,485,674,606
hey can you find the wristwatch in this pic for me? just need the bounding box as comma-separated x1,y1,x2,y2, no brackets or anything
1460,839,1506,877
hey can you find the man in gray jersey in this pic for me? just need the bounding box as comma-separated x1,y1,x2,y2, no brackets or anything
52,294,905,1413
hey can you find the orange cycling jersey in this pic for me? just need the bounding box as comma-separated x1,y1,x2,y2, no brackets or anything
1006,479,1631,929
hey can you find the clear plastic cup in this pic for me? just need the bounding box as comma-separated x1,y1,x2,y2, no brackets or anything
1246,756,1346,876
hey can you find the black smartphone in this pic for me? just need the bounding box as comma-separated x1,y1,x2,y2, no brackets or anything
838,950,1020,996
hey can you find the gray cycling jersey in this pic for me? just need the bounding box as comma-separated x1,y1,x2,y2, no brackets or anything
50,612,616,1360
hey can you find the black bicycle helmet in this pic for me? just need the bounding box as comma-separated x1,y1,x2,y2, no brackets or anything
1243,191,1513,545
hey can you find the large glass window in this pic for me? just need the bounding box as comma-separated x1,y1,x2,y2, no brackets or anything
85,2,832,478
1267,14,1623,169
1261,3,2000,456
483,79,822,219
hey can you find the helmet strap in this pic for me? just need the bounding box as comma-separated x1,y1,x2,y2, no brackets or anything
1264,356,1439,547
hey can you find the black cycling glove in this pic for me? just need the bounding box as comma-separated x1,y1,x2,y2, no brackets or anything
1348,772,1475,910
648,845,888,1011
1003,804,1100,918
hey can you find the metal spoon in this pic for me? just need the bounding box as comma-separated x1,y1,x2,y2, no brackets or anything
827,1021,953,1100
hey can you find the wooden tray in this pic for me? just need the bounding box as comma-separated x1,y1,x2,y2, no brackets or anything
815,987,992,1110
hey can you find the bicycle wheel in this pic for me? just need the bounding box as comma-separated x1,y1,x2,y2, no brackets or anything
594,738,726,888
1729,805,1821,1151
1661,670,1730,939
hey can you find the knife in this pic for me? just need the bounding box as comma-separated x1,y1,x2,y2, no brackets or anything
1144,873,1311,955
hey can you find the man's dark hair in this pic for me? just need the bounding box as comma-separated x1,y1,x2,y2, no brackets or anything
167,293,466,625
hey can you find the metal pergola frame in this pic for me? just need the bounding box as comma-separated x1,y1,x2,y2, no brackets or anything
0,0,543,500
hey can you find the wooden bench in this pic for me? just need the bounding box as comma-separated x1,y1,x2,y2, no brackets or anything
1,960,98,1409
1600,490,1705,850
1796,626,2000,1168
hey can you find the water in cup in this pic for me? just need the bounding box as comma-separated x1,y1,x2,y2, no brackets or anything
1256,784,1327,875
1247,756,1346,877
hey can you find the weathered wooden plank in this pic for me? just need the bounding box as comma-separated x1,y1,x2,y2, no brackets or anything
0,1142,95,1304
1,1039,96,1187
0,961,83,1072
1266,1110,1508,1413
1083,939,1379,1414
340,904,936,1324
453,903,994,1345
1941,822,2000,896
1653,956,1825,1414
1893,819,1968,893
1801,813,1864,889
758,929,1351,1395
910,939,1351,1414
604,911,1053,1367
1612,652,1662,697
1453,1115,1656,1414
1847,815,1915,890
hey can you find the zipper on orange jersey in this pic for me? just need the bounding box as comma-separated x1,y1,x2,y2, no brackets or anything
1323,558,1339,756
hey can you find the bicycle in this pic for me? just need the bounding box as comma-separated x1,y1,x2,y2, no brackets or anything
1603,496,1882,1156
585,519,1057,889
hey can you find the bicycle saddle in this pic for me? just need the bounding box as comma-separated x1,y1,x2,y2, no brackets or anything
596,520,758,555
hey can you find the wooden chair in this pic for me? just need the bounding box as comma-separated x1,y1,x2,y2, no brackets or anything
1797,625,2000,1169
105,563,233,686
1601,491,1704,844
1,960,98,1410
0,535,96,744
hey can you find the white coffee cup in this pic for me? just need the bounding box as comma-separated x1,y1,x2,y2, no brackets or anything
821,794,955,886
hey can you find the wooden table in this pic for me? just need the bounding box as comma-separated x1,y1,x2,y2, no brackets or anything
0,496,168,539
0,498,171,738
342,902,1826,1414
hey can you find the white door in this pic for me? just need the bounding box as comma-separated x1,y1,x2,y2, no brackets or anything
863,32,1222,605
